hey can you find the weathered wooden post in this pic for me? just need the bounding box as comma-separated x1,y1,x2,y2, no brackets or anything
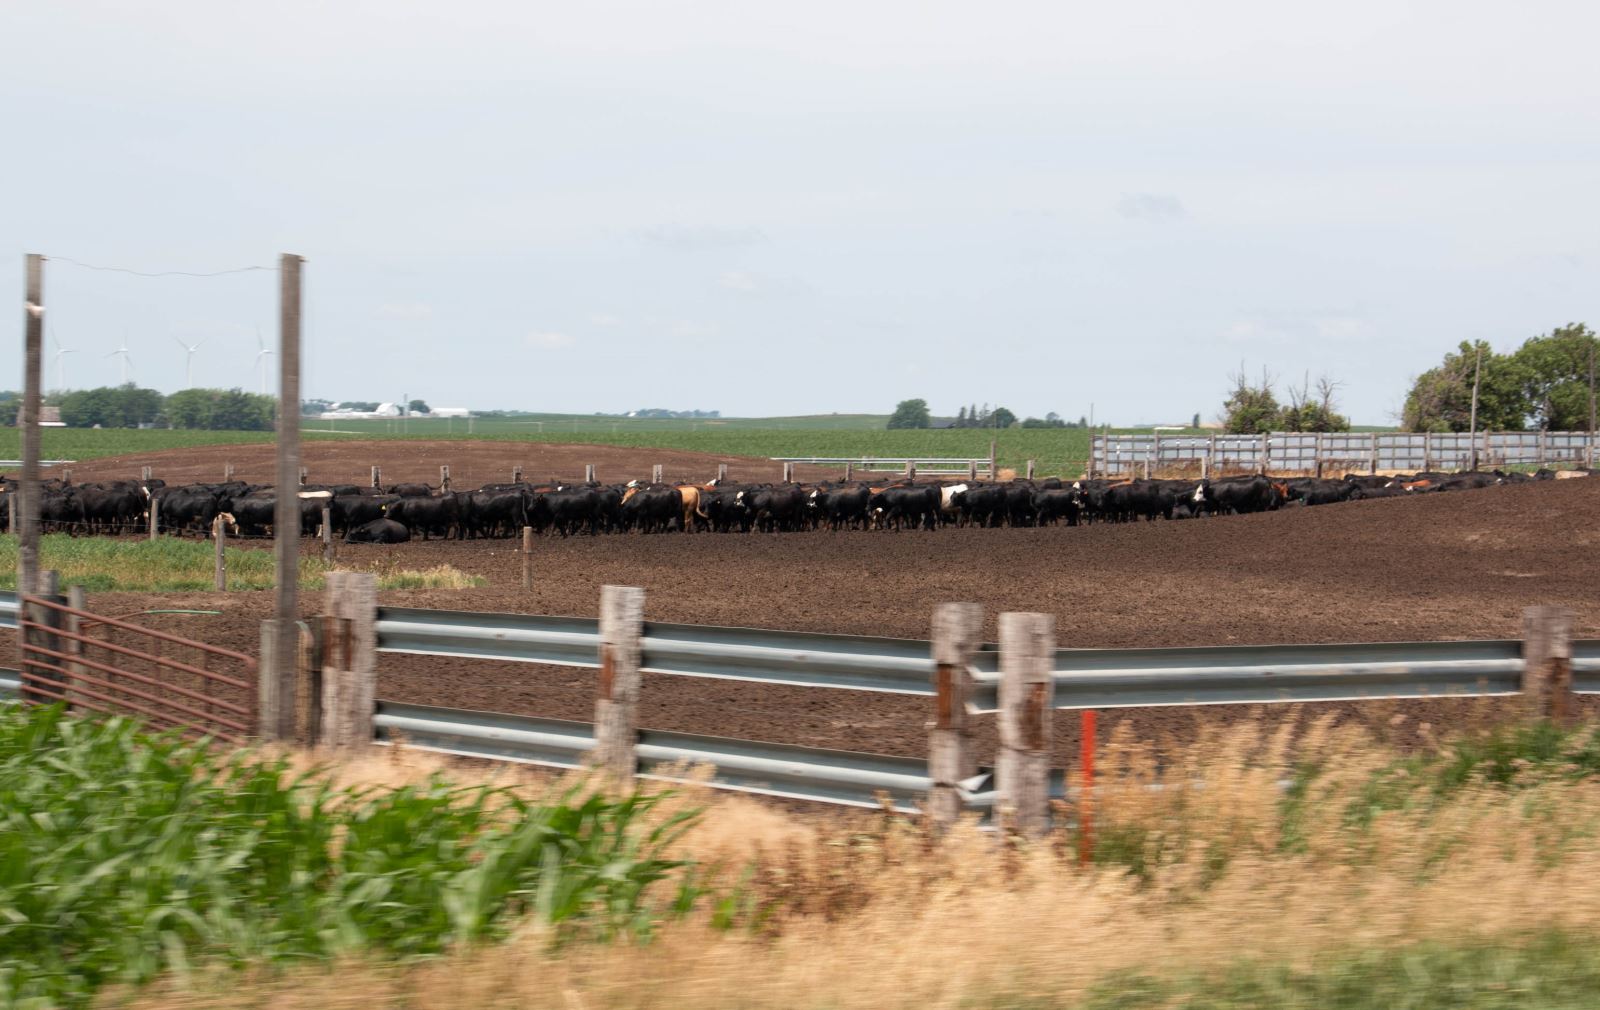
989,439,997,480
997,611,1054,836
1259,433,1270,475
141,465,152,483
1025,459,1036,480
717,463,728,482
321,506,334,564
370,465,381,488
1369,433,1380,475
967,460,978,481
258,620,288,741
298,466,308,486
224,462,234,481
1523,606,1573,723
7,493,15,535
512,464,523,484
148,497,160,540
1422,432,1433,473
652,464,663,484
1203,434,1215,478
439,465,451,492
213,515,227,591
593,585,644,780
64,584,86,709
1151,432,1162,477
521,526,534,589
319,571,378,749
904,460,914,480
844,462,853,481
584,464,596,484
782,461,794,483
1314,433,1325,477
928,602,982,829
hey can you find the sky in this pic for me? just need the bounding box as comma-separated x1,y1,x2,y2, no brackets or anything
2,1,1596,424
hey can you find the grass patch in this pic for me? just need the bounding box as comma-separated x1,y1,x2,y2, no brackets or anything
0,535,482,591
1078,932,1600,1010
0,705,699,1009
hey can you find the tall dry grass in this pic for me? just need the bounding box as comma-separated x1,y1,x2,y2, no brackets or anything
122,714,1600,1010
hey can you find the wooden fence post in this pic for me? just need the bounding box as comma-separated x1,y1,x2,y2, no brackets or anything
1204,435,1215,478
989,439,997,480
1314,433,1325,477
224,462,234,481
320,571,378,749
439,465,451,492
213,515,227,591
1422,432,1433,472
1151,433,1161,477
782,462,794,483
299,466,308,486
1522,606,1573,723
512,464,523,484
1025,459,1036,480
258,619,289,741
521,526,533,589
1537,430,1549,469
594,585,644,780
7,492,14,534
148,497,159,540
967,460,978,481
717,463,728,482
370,465,381,488
1369,433,1379,475
844,462,853,481
652,464,663,484
321,506,334,564
906,461,916,481
65,584,86,709
141,465,152,482
997,612,1054,836
1259,433,1270,475
928,602,981,829
585,464,596,484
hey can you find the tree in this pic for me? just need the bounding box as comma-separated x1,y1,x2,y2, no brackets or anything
408,399,431,415
887,398,931,429
1510,323,1598,430
1277,374,1351,433
1220,367,1281,434
164,388,214,429
990,406,1017,428
1402,341,1530,432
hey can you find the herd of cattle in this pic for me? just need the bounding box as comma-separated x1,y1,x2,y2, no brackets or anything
1,467,1576,543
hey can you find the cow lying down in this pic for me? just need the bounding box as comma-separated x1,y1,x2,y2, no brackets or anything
344,518,411,544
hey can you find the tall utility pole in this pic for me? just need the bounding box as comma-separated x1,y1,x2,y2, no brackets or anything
270,254,303,741
1468,344,1483,471
19,255,43,599
1588,344,1596,466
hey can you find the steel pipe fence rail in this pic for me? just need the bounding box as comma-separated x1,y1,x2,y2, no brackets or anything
372,699,929,811
0,591,17,630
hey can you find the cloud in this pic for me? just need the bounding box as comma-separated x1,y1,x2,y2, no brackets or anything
588,312,623,326
376,301,432,320
526,330,576,349
717,270,811,297
637,223,767,251
668,320,717,339
1116,193,1186,221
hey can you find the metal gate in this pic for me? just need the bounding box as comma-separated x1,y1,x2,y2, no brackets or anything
18,595,257,743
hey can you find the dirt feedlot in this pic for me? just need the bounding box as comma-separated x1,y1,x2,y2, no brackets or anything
60,440,1600,765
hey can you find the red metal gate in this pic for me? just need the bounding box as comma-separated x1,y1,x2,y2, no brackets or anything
18,595,257,744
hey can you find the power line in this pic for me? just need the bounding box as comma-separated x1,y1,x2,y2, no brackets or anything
45,255,277,279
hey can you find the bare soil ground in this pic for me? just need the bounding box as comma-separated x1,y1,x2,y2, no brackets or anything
47,441,1600,766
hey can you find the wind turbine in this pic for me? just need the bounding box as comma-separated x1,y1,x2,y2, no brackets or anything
50,330,76,390
254,331,274,396
105,337,134,384
173,336,207,389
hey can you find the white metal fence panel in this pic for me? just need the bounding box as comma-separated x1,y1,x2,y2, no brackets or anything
1091,431,1597,476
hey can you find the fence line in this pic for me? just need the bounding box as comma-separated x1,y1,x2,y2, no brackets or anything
1091,431,1600,477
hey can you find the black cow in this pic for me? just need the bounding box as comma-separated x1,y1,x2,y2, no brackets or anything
873,485,939,531
385,495,458,539
344,518,410,544
1031,488,1082,526
621,485,682,533
1208,476,1282,514
812,484,871,531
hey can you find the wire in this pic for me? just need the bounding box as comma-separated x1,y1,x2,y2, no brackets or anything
45,256,276,279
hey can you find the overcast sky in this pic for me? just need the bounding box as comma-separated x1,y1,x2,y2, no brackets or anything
3,2,1596,423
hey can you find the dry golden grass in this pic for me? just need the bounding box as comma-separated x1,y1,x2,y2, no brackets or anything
118,715,1600,1010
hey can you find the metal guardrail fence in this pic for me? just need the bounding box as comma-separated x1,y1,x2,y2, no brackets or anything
373,699,930,810
377,606,1571,712
0,591,18,630
770,457,994,477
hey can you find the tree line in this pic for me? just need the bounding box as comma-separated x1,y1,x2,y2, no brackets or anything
887,400,1092,430
0,385,279,430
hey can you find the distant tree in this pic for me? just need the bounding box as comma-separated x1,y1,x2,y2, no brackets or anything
956,406,967,427
1402,341,1530,432
1045,411,1061,424
164,389,214,429
1020,415,1067,429
408,399,431,415
338,401,380,412
301,398,333,416
990,406,1017,428
1220,367,1281,434
887,398,932,429
1191,412,1201,429
1511,323,1598,430
1277,374,1351,433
